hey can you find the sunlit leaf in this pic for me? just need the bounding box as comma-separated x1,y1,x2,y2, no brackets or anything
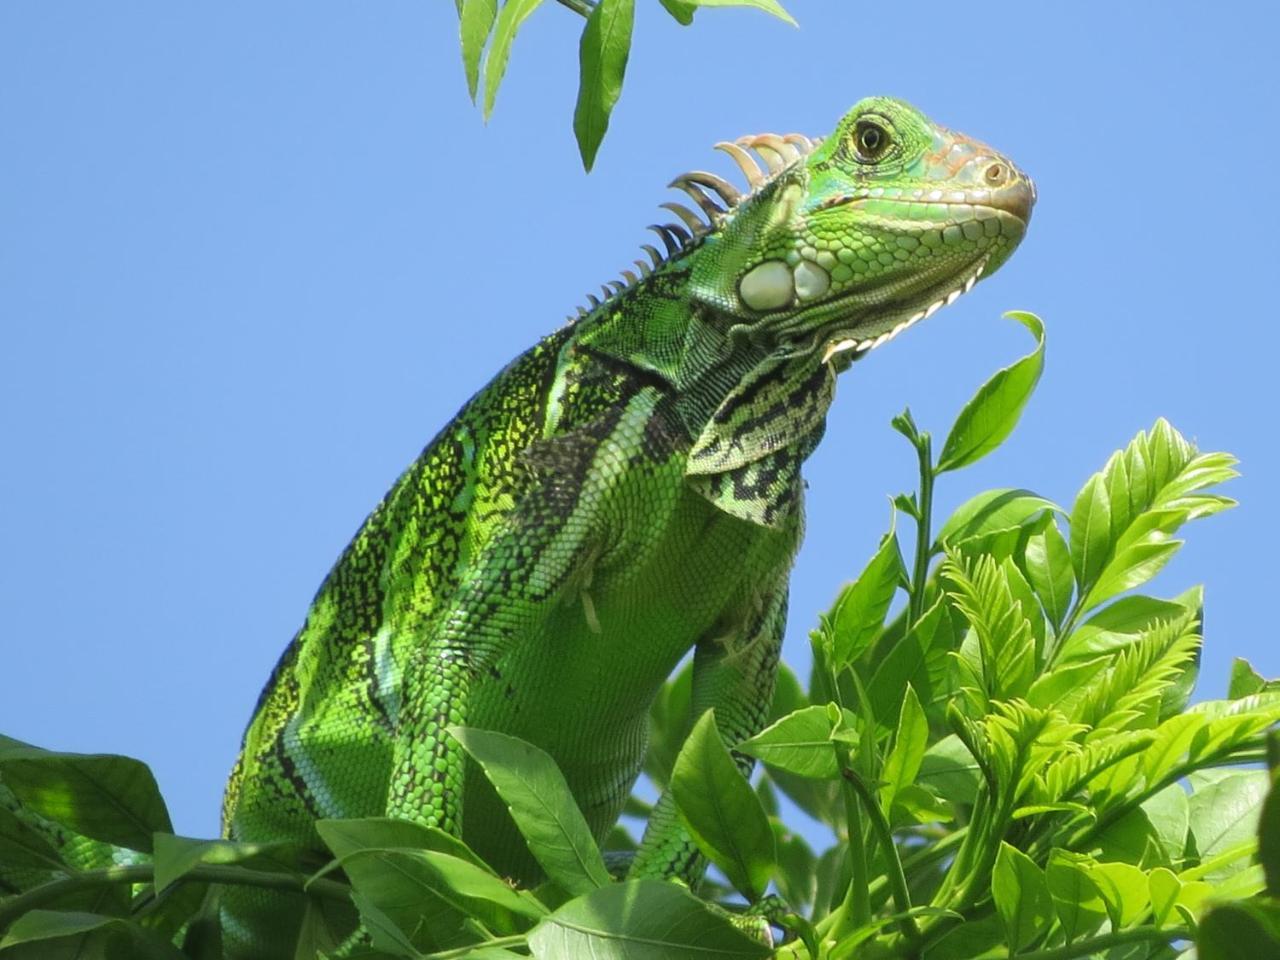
1023,518,1073,630
825,524,905,670
935,311,1045,473
880,684,927,813
573,0,634,171
992,842,1052,950
670,711,775,901
459,0,498,101
740,705,840,779
482,0,546,119
526,879,771,959
680,0,796,28
450,726,611,894
0,738,171,853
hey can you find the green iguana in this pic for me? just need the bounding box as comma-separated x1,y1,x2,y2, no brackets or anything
217,97,1033,956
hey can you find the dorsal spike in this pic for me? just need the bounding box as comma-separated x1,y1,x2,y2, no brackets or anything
577,305,589,318
662,221,693,246
783,132,814,152
634,258,652,277
641,243,664,268
587,293,601,307
670,178,727,221
750,133,801,165
674,170,742,207
660,200,708,234
606,280,627,295
738,134,786,173
621,269,639,285
647,224,683,256
714,141,764,188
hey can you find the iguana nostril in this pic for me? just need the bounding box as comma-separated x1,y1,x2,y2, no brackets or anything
985,162,1007,185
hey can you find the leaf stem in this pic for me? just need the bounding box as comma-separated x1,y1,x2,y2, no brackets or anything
908,432,935,627
554,0,596,17
829,740,872,936
839,765,921,947
1011,924,1191,960
0,863,350,932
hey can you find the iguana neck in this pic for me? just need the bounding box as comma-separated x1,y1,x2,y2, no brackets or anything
571,263,819,443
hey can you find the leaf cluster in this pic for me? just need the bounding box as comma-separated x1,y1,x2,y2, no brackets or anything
1,312,1276,959
455,0,795,170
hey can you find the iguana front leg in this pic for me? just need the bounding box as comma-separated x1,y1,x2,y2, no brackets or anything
386,482,602,833
629,582,787,884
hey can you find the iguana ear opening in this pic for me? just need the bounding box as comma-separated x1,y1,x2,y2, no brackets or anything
686,172,807,319
685,353,835,528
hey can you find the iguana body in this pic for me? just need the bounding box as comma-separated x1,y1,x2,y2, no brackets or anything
220,97,1033,956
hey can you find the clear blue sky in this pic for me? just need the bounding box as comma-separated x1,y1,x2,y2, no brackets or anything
2,2,1276,840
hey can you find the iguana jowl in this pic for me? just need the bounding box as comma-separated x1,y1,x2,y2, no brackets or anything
221,97,1033,954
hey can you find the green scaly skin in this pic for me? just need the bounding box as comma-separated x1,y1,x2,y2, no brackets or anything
217,97,1030,955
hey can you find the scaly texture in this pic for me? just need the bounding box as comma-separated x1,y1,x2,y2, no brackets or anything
211,96,1034,956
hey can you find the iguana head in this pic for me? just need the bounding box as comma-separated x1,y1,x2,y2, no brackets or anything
672,96,1033,362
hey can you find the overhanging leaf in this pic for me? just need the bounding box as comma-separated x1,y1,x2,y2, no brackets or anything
459,0,498,102
482,0,546,120
527,879,772,959
0,738,171,853
680,0,796,27
670,710,775,901
739,705,840,779
573,0,634,171
450,726,611,895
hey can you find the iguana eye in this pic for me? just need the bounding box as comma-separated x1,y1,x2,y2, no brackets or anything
851,120,890,162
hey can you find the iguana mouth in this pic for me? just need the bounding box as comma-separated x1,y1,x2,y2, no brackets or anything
819,255,991,363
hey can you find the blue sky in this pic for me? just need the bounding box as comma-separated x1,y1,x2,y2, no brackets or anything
2,2,1276,841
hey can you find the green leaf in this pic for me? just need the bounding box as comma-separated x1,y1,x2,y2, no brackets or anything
935,311,1045,472
1058,590,1199,662
658,0,697,24
992,842,1053,951
1148,866,1182,927
1261,750,1280,896
1046,850,1108,943
1087,861,1150,929
880,684,927,813
739,705,839,779
450,726,611,895
152,834,284,895
1188,771,1268,881
526,878,772,959
573,0,634,171
1023,518,1074,630
935,488,1058,551
1069,420,1237,611
482,0,546,120
316,816,489,870
679,0,796,27
644,659,694,790
917,735,981,807
0,909,187,959
1199,899,1280,960
1229,657,1272,699
459,0,498,101
0,802,68,871
825,526,904,670
867,595,956,726
670,711,775,901
940,554,1036,700
0,739,172,852
1070,472,1112,598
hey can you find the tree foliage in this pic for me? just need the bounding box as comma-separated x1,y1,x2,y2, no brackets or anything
456,0,797,169
1,314,1276,959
